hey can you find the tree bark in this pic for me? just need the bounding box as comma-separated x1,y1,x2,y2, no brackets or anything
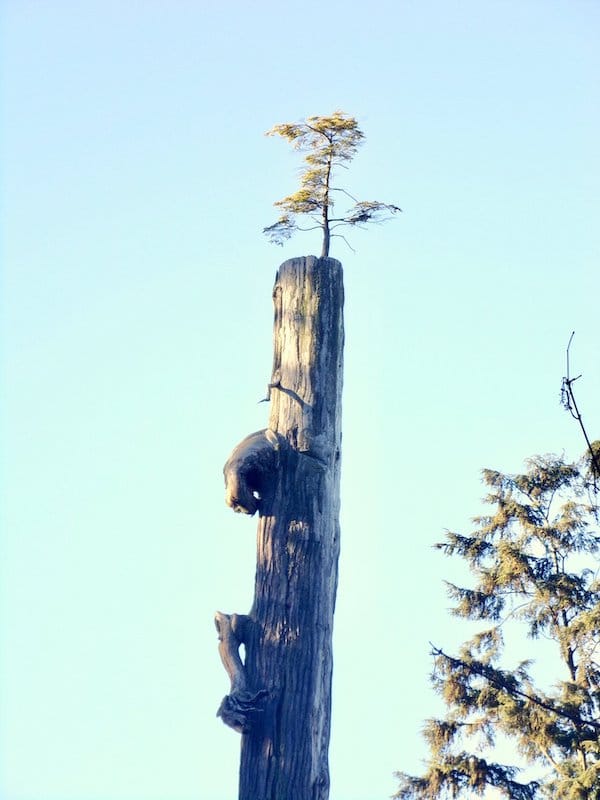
218,256,344,800
320,224,330,259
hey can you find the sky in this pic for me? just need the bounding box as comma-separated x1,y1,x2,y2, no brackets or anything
1,1,599,799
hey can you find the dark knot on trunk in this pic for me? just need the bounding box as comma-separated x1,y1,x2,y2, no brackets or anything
223,428,285,515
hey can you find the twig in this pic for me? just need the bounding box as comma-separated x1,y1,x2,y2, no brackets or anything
560,332,599,492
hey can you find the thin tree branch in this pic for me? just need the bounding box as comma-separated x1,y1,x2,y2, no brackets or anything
329,187,360,203
560,332,599,492
330,233,356,253
430,644,600,732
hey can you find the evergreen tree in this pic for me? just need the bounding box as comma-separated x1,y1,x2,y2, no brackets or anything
263,111,401,258
396,452,600,800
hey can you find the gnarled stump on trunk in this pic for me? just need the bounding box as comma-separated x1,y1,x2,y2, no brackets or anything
218,256,344,800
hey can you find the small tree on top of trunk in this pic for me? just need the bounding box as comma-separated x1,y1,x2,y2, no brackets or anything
263,110,401,258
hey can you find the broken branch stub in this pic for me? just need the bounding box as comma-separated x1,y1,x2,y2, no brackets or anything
223,429,283,515
214,612,267,734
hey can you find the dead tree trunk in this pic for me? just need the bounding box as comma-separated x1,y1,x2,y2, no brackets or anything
217,256,344,800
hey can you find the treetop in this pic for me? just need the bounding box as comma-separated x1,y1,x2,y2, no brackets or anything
264,111,401,258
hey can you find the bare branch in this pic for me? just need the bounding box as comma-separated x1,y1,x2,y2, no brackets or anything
560,332,599,492
330,232,356,253
329,186,360,203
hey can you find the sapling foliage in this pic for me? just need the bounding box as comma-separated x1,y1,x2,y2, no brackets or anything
264,111,401,258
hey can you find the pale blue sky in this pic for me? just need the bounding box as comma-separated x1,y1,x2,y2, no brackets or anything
1,2,599,799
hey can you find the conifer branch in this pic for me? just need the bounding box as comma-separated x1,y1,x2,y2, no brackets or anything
430,645,600,732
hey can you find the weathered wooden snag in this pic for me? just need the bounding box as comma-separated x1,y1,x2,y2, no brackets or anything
216,256,344,800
